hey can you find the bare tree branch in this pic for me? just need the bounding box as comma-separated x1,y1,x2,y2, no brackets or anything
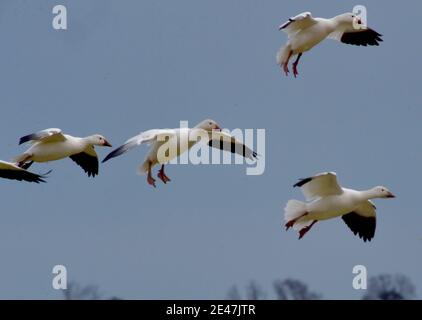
62,282,103,300
246,281,266,300
273,279,321,300
362,274,416,300
227,285,242,300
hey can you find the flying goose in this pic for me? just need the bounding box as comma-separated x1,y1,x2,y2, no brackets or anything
284,172,395,242
102,119,258,187
277,11,383,77
15,128,112,177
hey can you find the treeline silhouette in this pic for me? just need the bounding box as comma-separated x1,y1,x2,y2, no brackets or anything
62,282,121,300
226,274,417,300
62,273,416,300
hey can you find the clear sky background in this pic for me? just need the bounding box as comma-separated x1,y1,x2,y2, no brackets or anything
0,0,420,299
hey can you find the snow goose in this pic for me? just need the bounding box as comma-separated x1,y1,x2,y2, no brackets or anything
284,172,395,242
15,128,112,177
277,11,383,77
102,119,258,187
0,160,47,183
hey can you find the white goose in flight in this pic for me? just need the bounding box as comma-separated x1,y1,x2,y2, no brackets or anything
284,172,395,242
277,11,383,77
102,119,258,187
0,160,47,183
15,128,112,177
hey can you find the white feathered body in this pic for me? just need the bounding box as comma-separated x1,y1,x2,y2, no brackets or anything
139,128,198,174
290,19,334,52
277,18,336,65
285,187,368,231
17,135,87,162
305,188,363,221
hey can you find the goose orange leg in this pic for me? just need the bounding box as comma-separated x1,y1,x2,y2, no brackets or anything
283,50,293,76
146,161,156,188
157,164,171,184
292,53,302,78
17,154,32,168
298,220,317,239
285,212,309,231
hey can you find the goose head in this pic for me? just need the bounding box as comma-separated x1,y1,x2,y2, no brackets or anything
196,119,221,132
334,12,363,28
88,134,112,147
370,186,396,199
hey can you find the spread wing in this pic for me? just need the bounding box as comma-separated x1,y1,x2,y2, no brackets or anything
0,160,47,183
207,131,258,161
279,12,318,38
294,172,343,201
102,129,177,163
19,128,66,145
69,146,99,177
329,27,383,46
342,201,376,242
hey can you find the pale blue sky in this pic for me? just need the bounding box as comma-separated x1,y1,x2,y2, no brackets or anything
0,0,420,299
